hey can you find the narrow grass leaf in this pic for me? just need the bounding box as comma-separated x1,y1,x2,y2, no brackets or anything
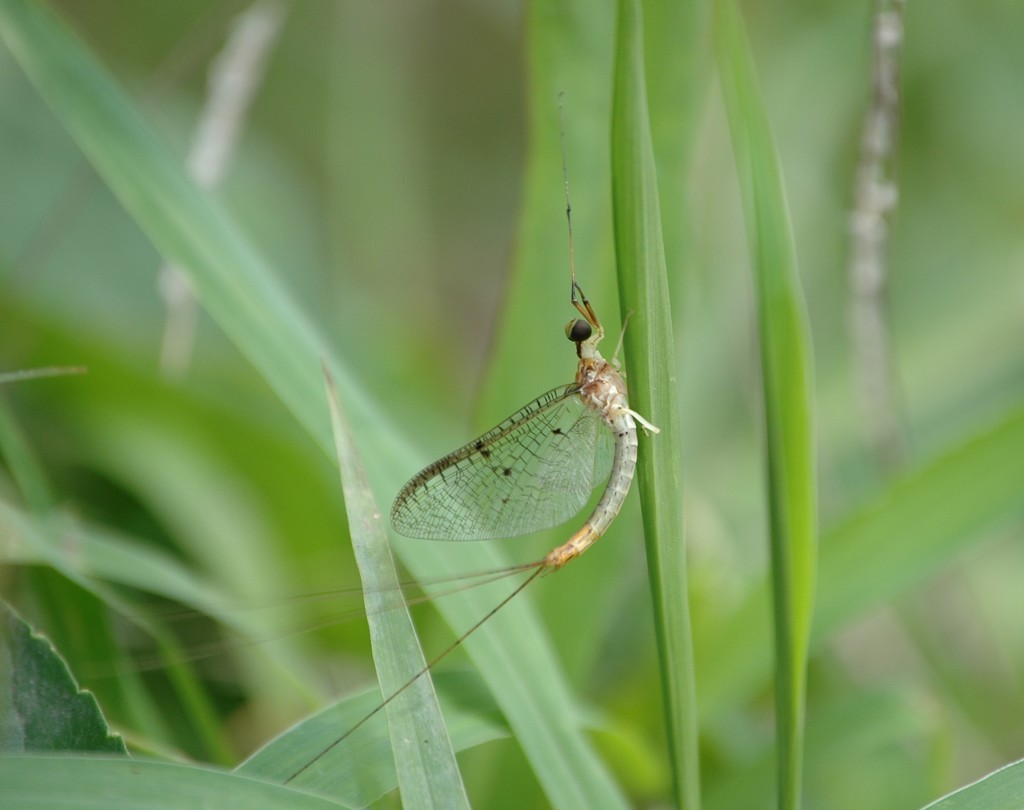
0,756,346,809
320,369,468,808
921,758,1024,810
0,394,56,512
714,1,818,808
611,1,700,807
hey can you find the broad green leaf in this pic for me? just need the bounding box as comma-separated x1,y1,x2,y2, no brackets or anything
0,601,126,755
0,501,235,762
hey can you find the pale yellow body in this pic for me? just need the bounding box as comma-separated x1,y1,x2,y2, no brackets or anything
543,319,657,570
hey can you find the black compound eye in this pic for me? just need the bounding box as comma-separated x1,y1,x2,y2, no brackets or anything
565,318,592,343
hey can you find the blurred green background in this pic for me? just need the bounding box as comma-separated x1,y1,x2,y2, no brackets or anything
2,1,1023,808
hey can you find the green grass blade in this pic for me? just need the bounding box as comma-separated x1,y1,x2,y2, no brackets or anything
714,2,819,808
321,369,468,809
0,756,346,809
0,368,87,514
921,758,1024,810
611,1,700,808
0,393,56,513
640,0,711,286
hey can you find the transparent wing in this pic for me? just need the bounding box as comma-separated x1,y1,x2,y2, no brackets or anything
391,384,616,540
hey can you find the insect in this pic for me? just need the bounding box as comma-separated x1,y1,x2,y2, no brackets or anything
390,277,659,571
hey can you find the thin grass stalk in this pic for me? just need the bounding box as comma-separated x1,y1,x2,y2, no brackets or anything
714,2,818,808
324,370,468,809
611,0,700,807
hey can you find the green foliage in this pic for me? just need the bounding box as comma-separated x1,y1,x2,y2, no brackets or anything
922,758,1024,810
0,601,126,754
1,0,1023,808
323,371,467,807
0,756,347,809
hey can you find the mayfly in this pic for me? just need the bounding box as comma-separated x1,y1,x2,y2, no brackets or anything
391,277,659,570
